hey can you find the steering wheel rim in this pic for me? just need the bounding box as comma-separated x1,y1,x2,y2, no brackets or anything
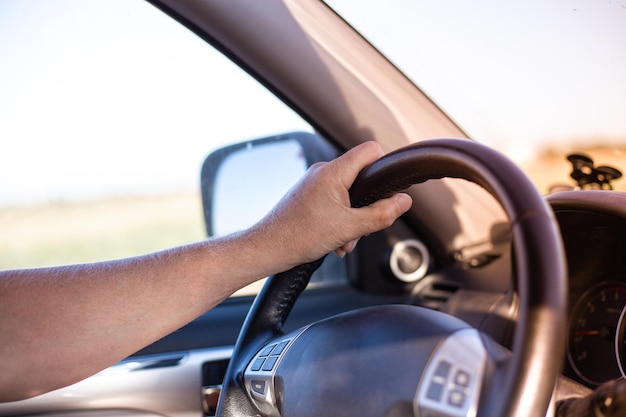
217,138,567,417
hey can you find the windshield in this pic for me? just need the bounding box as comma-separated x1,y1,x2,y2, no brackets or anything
325,0,626,193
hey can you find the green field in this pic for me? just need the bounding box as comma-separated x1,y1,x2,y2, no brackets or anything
0,192,206,270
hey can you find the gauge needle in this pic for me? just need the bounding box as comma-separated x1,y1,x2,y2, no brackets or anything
575,327,614,339
575,330,600,336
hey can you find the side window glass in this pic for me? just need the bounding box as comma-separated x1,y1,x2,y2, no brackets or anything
0,1,346,293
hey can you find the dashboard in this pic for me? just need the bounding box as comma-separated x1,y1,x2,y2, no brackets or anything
548,191,626,388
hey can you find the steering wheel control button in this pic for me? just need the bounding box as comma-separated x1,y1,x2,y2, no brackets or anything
259,344,276,357
415,329,487,417
273,340,290,355
251,380,266,395
454,370,470,387
261,356,279,371
250,357,265,372
426,381,445,401
434,360,452,378
448,390,466,408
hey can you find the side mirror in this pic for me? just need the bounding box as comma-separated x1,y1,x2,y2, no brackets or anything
200,131,337,237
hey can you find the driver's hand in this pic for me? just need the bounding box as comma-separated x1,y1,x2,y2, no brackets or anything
257,141,412,270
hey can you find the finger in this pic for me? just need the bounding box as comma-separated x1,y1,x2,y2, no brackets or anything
333,193,411,258
354,193,413,234
338,239,359,254
334,239,359,258
343,239,359,253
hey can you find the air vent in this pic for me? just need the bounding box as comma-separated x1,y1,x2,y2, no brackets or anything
413,282,460,310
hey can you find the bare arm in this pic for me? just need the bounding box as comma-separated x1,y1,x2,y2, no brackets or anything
0,142,412,402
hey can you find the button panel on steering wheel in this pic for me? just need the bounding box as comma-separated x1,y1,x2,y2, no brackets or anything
416,329,487,417
244,326,310,417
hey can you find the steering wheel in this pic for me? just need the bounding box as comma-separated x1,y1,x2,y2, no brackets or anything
217,138,567,417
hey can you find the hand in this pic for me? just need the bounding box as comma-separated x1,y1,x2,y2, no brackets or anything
255,141,413,269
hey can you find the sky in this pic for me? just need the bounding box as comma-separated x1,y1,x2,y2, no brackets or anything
1,0,625,206
0,0,310,207
328,0,626,158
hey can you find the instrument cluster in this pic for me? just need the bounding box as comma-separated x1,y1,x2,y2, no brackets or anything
567,280,626,386
550,191,626,388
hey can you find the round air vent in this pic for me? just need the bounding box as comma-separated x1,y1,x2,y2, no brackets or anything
389,239,430,283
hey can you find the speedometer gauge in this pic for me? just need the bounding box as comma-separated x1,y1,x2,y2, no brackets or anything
567,281,626,386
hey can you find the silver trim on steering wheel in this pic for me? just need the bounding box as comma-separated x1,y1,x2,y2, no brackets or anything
415,328,487,417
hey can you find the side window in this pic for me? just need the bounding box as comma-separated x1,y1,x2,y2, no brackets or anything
0,1,343,292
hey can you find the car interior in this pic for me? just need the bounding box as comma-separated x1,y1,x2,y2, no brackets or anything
1,1,625,417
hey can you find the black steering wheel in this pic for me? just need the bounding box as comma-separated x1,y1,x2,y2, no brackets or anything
217,138,567,417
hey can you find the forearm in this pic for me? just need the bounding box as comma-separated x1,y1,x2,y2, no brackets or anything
0,229,275,402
